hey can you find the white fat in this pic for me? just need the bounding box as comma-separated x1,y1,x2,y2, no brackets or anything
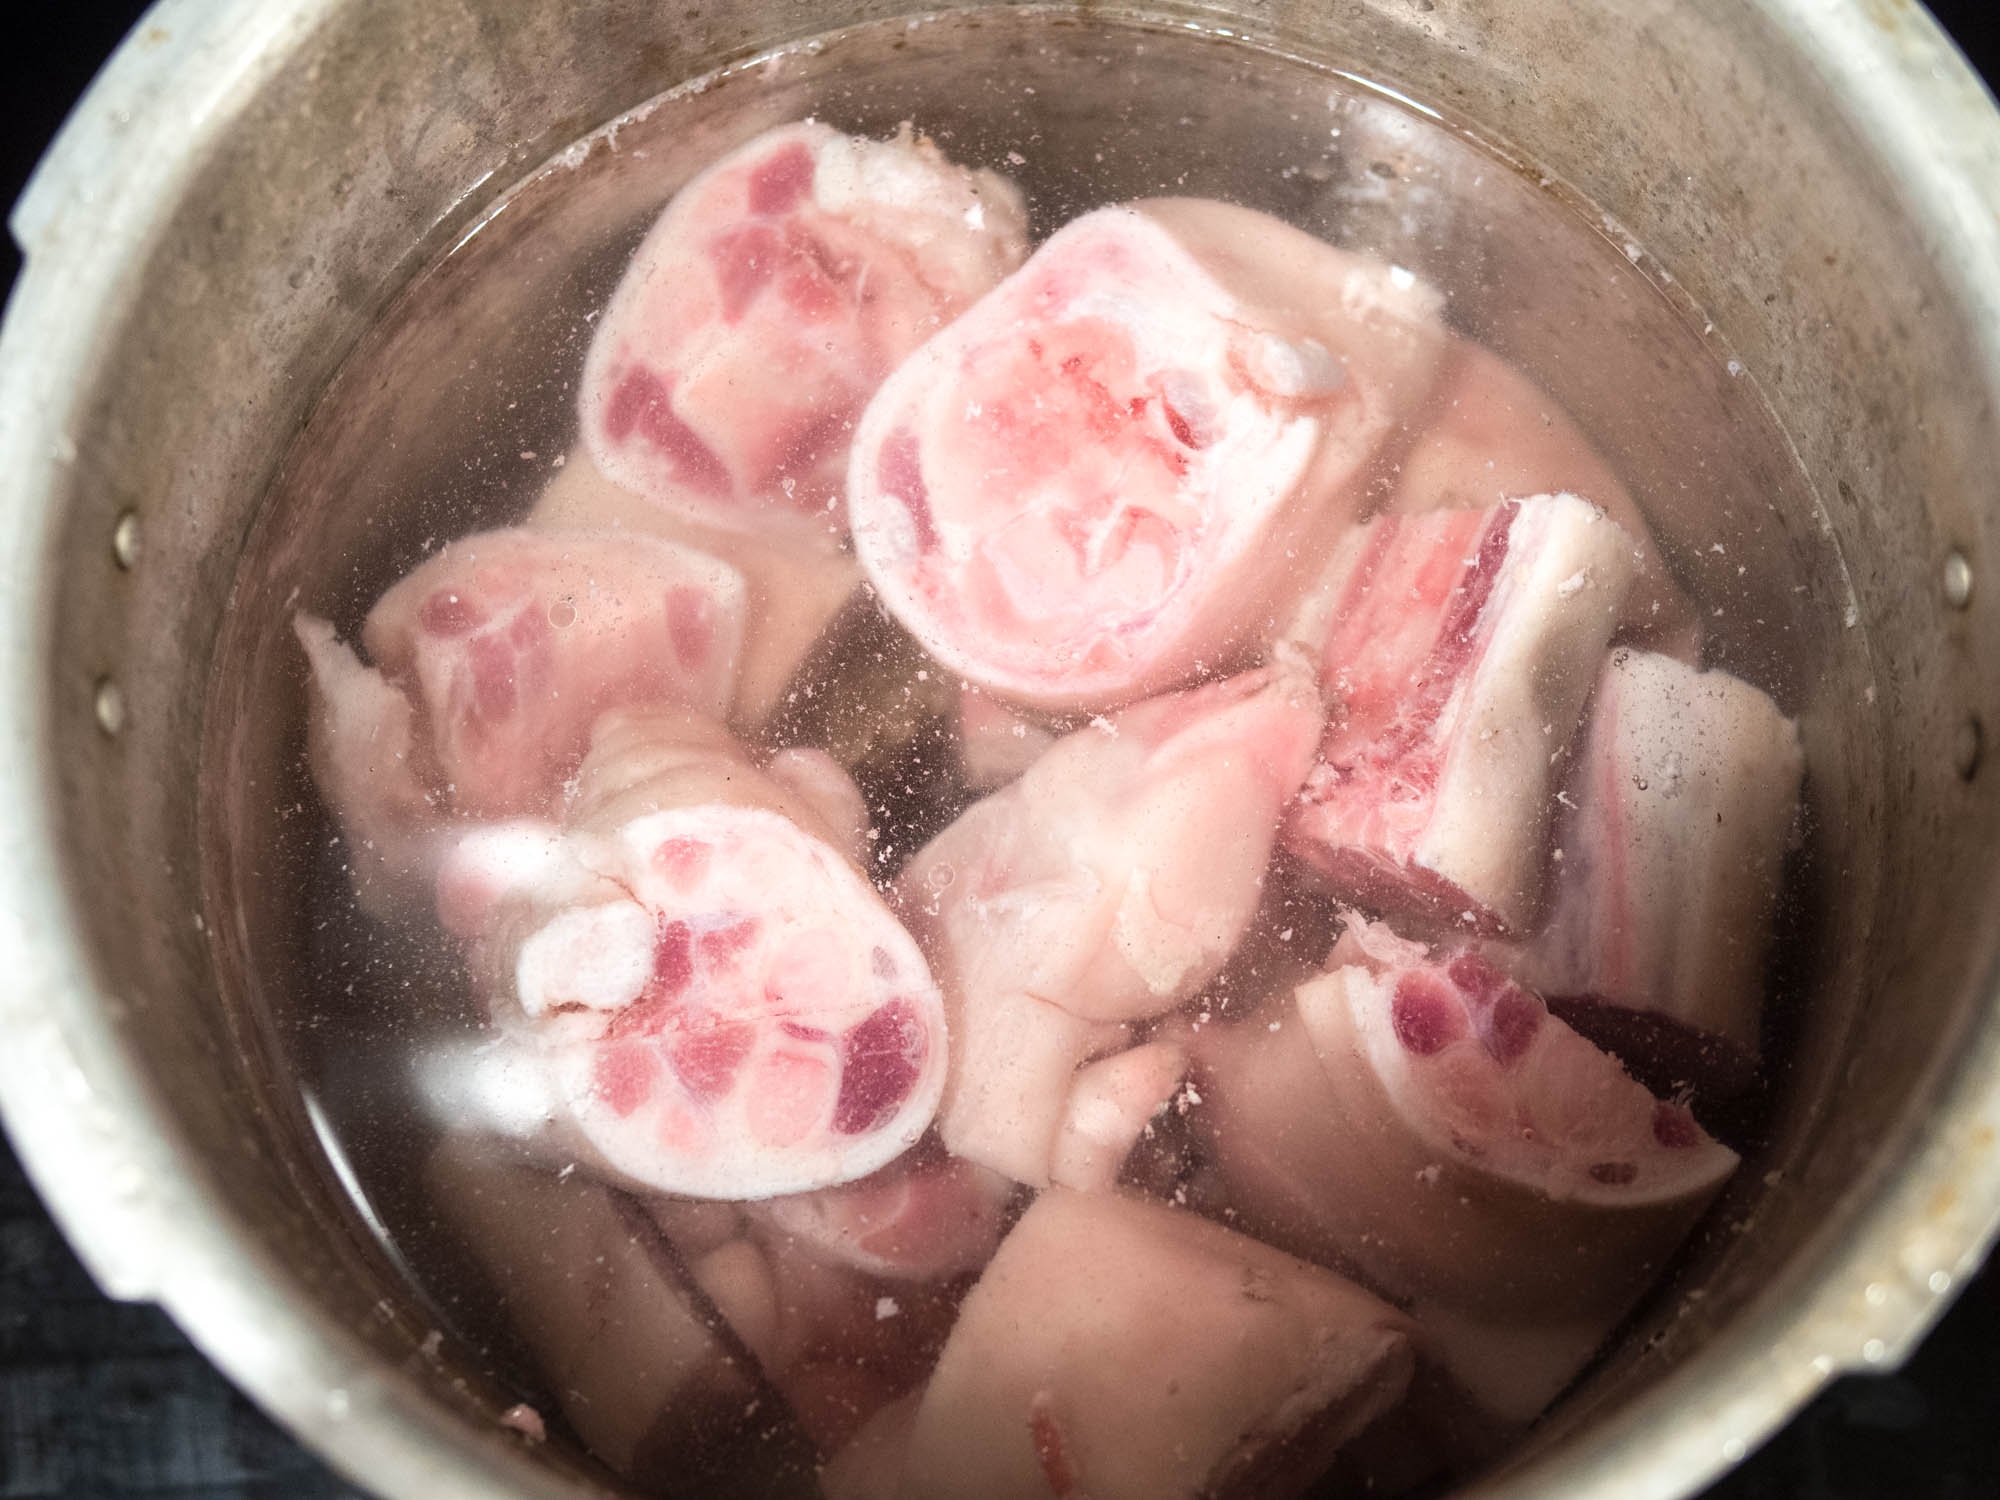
1244,333,1349,400
516,900,655,1017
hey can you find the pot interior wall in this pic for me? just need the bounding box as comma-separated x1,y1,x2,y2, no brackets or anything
25,1,2000,1497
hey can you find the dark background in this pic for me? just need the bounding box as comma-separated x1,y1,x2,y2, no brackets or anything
3,3,1998,1497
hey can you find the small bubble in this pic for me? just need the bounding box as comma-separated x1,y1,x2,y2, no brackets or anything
1861,1338,1886,1364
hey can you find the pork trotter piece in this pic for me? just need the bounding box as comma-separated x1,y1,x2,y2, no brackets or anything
1283,493,1637,934
897,664,1322,1185
1387,339,1699,656
896,1190,1415,1500
850,198,1446,711
580,122,1028,544
293,525,746,915
1188,915,1737,1420
1520,647,1803,1078
441,707,948,1200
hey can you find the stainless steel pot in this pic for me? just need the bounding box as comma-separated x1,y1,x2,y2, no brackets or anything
2,2,1997,1497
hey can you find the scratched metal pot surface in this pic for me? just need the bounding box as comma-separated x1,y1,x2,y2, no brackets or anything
0,2,1997,1498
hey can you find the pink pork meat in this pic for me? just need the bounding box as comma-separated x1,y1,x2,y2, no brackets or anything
530,450,862,729
895,664,1323,1185
579,121,1028,545
1385,339,1701,659
293,527,747,910
1518,647,1803,1083
850,198,1448,712
1187,914,1738,1423
1282,492,1637,935
892,1190,1416,1500
434,706,948,1200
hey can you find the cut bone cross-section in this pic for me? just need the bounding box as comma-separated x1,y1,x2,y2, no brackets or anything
357,526,746,818
580,122,1028,542
850,198,1447,711
1187,914,1737,1421
441,708,948,1200
1282,493,1637,934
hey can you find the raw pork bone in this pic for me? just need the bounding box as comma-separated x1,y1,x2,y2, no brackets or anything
1186,915,1738,1422
850,198,1448,713
896,663,1323,1185
894,1190,1415,1500
1282,492,1638,936
422,1133,797,1487
580,121,1028,545
1515,647,1803,1090
1387,338,1701,660
531,448,861,729
292,525,745,907
438,706,948,1201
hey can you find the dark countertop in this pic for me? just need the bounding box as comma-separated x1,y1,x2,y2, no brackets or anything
5,4,1998,1498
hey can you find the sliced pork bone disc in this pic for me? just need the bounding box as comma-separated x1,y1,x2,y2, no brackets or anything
1282,493,1637,934
1522,648,1803,1066
422,1134,771,1483
850,199,1447,712
531,448,862,728
1387,339,1700,658
580,121,1028,544
900,1190,1415,1500
476,709,948,1200
747,1150,1014,1281
360,527,746,818
292,613,438,916
896,664,1323,1184
1049,1040,1190,1193
1199,925,1738,1326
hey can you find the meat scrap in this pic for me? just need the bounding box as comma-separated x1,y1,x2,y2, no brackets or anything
1282,492,1638,935
893,1190,1415,1500
580,121,1028,544
896,664,1322,1185
1187,914,1738,1422
850,198,1447,712
437,707,949,1200
1516,647,1803,1082
1386,339,1700,658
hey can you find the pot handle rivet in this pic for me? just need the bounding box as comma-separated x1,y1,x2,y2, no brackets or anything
1943,548,1972,609
111,511,142,571
93,679,124,737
